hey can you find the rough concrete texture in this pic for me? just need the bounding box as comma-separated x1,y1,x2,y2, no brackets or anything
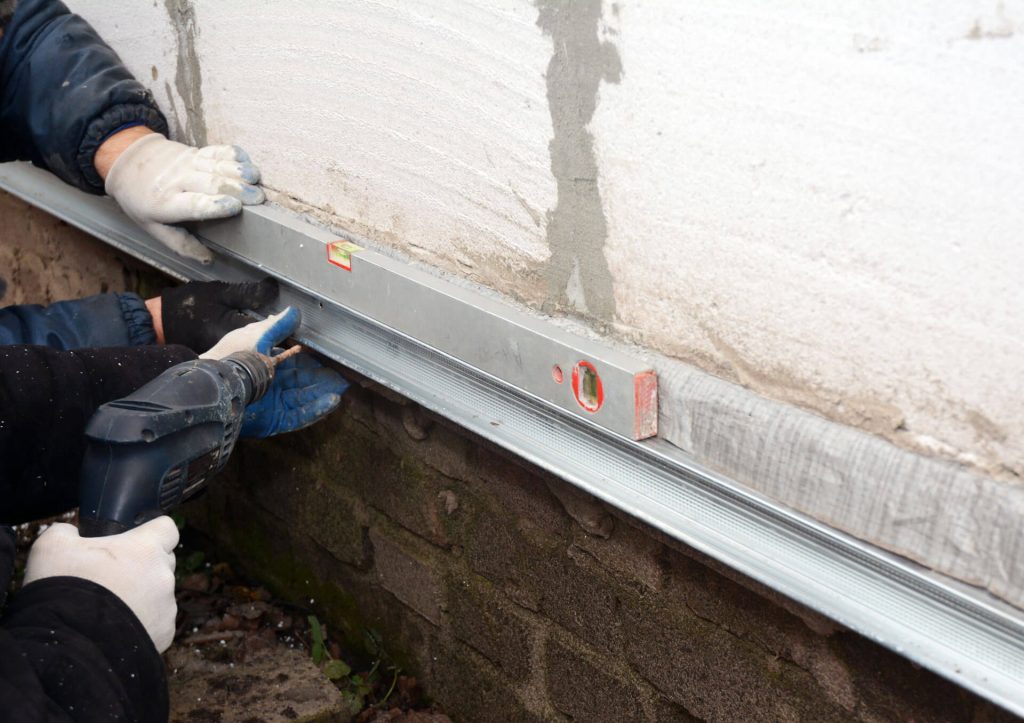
166,646,344,722
185,380,1019,723
70,0,1024,485
0,190,133,305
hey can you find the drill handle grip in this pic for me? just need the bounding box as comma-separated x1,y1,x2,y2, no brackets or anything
79,516,133,538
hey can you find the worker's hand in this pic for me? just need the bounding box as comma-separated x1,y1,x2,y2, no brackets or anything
23,518,179,653
149,278,280,350
103,131,264,264
240,352,349,438
199,306,300,359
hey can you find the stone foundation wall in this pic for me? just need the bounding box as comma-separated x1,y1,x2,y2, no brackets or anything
190,385,1013,722
0,190,1014,722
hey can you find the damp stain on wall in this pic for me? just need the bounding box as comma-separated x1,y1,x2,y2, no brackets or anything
536,0,621,330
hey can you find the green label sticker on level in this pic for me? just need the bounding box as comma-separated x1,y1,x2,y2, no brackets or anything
326,241,362,271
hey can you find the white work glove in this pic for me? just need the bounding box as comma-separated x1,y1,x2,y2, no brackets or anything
23,518,179,653
200,306,301,359
105,134,265,264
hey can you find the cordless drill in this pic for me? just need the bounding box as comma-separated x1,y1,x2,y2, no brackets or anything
78,350,282,537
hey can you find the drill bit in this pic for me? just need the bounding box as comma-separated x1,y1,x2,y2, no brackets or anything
270,344,304,366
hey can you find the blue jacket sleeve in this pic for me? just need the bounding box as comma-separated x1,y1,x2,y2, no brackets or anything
0,0,170,193
0,292,156,348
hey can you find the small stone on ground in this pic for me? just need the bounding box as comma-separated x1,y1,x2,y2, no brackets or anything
167,645,345,722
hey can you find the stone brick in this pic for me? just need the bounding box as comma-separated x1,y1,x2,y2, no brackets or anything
336,561,434,675
373,395,478,483
662,548,822,662
353,427,459,547
659,545,903,718
371,458,452,547
370,526,445,625
621,594,849,723
643,519,841,637
269,398,464,549
534,545,636,657
545,476,614,537
341,378,379,430
428,636,544,723
461,493,564,610
234,435,372,570
545,635,643,723
467,514,636,656
448,574,534,681
468,445,571,541
572,511,668,592
832,631,991,723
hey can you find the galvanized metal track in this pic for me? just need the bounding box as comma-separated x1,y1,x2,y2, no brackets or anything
2,162,1022,716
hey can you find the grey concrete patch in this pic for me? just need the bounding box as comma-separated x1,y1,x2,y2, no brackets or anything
164,0,208,146
536,0,621,328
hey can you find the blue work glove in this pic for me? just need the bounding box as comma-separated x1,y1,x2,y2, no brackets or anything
240,352,349,438
199,306,301,359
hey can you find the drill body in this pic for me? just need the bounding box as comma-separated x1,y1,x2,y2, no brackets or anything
79,351,274,537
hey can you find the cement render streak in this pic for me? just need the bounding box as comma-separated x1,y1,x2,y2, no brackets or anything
164,0,207,146
536,0,620,326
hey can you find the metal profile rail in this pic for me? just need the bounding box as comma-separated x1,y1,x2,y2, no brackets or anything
2,162,1022,716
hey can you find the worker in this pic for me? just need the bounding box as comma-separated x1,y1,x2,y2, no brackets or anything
0,279,350,516
1,0,262,264
0,1,347,718
0,300,349,721
0,302,345,720
0,277,280,350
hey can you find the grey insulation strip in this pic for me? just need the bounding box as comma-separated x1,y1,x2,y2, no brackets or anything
657,364,1024,609
1,162,1022,716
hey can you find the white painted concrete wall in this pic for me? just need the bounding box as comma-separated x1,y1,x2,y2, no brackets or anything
592,1,1024,482
73,3,1022,511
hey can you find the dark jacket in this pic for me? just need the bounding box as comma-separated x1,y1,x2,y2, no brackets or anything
0,345,194,722
0,527,169,721
0,342,196,721
0,290,188,516
0,291,156,348
0,0,169,192
0,343,196,523
0,301,194,720
0,2,187,717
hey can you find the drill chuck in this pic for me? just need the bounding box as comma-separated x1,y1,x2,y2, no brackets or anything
223,350,275,405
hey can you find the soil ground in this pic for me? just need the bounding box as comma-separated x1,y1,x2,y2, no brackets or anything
10,516,452,723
